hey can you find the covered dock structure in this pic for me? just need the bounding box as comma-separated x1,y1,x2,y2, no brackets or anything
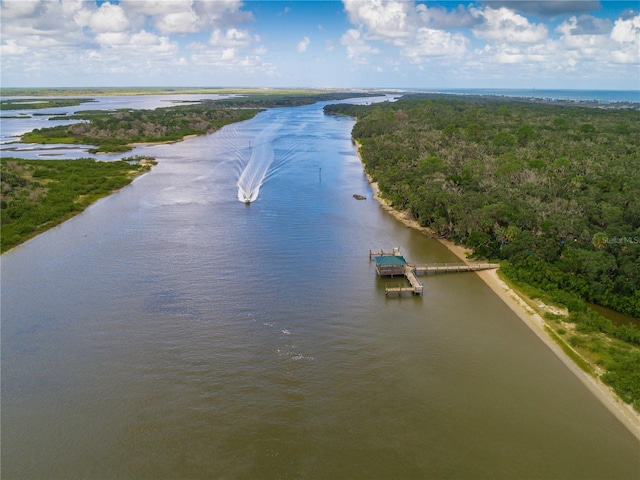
370,248,499,296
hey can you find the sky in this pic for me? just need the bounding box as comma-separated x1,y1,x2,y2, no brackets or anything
1,0,639,90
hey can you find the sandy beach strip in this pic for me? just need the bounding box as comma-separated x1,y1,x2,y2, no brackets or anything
359,149,640,441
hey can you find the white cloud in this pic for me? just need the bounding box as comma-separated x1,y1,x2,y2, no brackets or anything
119,0,252,35
559,14,611,35
556,15,610,57
611,13,640,43
484,1,601,17
0,0,636,89
297,36,310,53
343,0,411,42
0,1,88,50
155,10,199,34
94,32,130,46
341,28,380,62
209,28,255,49
415,4,477,29
472,7,548,43
342,0,473,65
0,0,41,19
0,39,28,56
479,42,550,64
131,30,163,47
555,13,640,65
403,28,468,58
88,3,129,34
610,13,640,63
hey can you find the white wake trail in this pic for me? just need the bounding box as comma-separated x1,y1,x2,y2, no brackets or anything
237,118,283,203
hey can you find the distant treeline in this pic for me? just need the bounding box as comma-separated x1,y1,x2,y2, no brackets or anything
0,87,233,97
1,157,155,252
325,95,640,319
211,91,377,108
21,103,262,153
1,98,95,111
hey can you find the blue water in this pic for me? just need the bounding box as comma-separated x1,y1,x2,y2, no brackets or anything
408,88,640,104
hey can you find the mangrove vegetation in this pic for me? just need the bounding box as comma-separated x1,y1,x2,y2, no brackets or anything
1,98,95,111
326,94,640,411
21,102,262,153
1,157,155,252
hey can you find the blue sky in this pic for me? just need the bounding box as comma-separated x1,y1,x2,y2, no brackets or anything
1,1,638,89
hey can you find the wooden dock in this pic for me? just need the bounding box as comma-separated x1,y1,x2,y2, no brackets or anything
412,262,500,275
370,249,499,297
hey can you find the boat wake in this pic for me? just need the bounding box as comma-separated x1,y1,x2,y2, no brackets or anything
237,138,273,203
236,117,284,204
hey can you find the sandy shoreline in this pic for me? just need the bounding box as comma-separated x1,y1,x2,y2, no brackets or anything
360,156,640,442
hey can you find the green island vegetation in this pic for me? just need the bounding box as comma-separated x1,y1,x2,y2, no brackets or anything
17,91,374,153
21,102,262,153
211,91,377,108
1,156,155,253
1,98,96,111
325,94,640,411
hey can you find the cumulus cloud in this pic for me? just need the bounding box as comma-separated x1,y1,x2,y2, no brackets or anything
472,7,548,43
403,28,468,58
0,0,260,86
415,4,478,29
297,36,310,53
209,28,255,49
555,12,639,65
88,3,129,34
563,14,612,35
0,0,41,19
0,39,28,56
556,16,609,54
611,12,640,43
610,13,640,63
343,0,412,42
1,0,88,48
119,0,252,34
341,28,380,62
483,1,601,16
342,0,473,62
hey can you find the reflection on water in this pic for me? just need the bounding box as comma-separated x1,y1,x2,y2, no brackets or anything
2,96,639,479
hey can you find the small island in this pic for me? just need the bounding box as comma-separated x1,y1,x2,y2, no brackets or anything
20,102,262,153
1,98,96,112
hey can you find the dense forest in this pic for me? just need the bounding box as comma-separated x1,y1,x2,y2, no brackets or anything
1,157,154,252
211,91,377,108
326,95,640,410
326,96,640,319
21,103,262,152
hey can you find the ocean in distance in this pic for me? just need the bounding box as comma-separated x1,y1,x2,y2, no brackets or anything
401,88,640,104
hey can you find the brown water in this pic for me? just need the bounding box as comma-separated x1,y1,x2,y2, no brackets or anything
2,99,639,479
589,303,640,329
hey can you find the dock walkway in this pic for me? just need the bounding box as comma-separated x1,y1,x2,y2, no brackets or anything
370,249,499,296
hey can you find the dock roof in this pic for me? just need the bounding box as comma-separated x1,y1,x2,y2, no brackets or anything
374,255,407,266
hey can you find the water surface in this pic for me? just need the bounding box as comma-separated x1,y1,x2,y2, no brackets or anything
2,97,639,479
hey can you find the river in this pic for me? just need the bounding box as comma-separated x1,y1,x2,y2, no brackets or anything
1,96,639,479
